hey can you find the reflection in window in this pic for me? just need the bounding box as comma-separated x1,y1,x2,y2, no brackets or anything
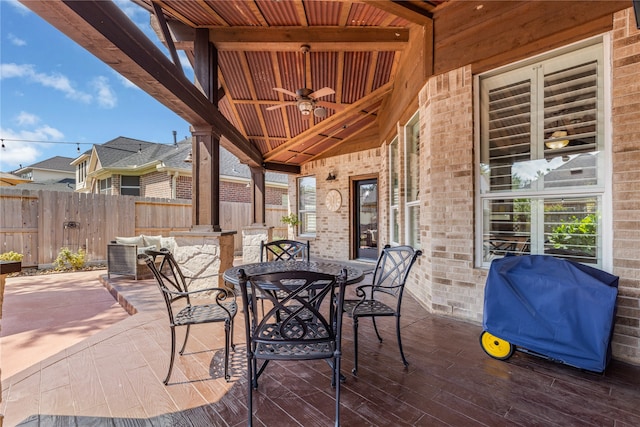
121,175,140,196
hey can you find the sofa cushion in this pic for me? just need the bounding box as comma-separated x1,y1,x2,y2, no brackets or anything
115,235,144,246
137,245,157,255
142,234,163,251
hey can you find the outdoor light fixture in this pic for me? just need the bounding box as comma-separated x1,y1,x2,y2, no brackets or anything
297,99,313,115
184,150,193,163
545,130,570,150
326,172,336,181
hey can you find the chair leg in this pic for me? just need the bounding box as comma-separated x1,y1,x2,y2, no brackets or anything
396,314,408,367
164,326,177,385
352,317,359,375
334,354,341,427
246,349,254,426
224,320,231,382
372,317,383,343
179,324,191,355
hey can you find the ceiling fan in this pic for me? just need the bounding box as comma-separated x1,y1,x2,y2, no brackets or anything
266,45,341,118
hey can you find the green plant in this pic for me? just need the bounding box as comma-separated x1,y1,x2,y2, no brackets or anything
281,213,301,228
0,251,24,262
53,247,86,271
549,213,597,255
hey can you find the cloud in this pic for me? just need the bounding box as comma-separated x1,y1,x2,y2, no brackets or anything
8,33,26,46
7,0,30,15
16,111,38,126
1,63,93,103
0,113,65,171
91,76,117,108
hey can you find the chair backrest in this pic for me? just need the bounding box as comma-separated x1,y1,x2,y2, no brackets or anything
138,249,191,321
260,239,310,262
370,244,422,306
238,269,347,360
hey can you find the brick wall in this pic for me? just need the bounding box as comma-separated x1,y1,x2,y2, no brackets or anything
176,175,191,199
415,65,487,322
142,171,172,198
611,7,640,364
299,149,382,260
220,181,287,205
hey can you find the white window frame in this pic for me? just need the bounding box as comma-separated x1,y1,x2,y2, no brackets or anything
120,175,140,196
389,137,400,245
474,36,612,270
404,111,421,249
297,176,316,237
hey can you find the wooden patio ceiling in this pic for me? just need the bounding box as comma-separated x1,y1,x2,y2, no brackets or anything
137,0,448,171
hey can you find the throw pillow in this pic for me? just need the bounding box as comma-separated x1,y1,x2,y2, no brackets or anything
115,235,144,246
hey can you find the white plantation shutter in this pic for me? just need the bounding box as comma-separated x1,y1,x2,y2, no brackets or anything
478,41,606,268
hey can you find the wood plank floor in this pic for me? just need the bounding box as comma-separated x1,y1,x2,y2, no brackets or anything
3,269,640,426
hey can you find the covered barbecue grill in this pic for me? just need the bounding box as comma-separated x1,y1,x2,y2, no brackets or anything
480,255,619,372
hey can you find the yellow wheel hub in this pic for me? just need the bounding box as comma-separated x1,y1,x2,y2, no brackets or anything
480,331,514,360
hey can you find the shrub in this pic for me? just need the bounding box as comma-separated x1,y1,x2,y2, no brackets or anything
0,251,24,262
53,247,86,271
549,214,597,255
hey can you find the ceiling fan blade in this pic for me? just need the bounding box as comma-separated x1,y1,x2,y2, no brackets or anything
266,102,296,111
316,100,344,111
272,87,298,98
309,87,335,99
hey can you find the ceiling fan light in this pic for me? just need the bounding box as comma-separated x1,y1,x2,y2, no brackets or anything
545,130,570,149
298,100,313,115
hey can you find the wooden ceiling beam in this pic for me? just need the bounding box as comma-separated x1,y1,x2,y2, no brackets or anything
363,0,435,24
167,26,409,51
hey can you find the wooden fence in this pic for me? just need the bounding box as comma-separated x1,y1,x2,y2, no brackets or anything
0,188,287,267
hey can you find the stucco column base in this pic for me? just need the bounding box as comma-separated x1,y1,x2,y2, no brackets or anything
242,225,273,264
169,230,237,291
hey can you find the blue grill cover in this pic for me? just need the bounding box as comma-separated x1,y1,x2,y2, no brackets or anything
483,255,619,372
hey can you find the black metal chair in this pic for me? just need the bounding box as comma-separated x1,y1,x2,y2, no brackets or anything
260,239,310,262
237,268,348,427
342,244,422,375
139,249,237,384
259,239,311,317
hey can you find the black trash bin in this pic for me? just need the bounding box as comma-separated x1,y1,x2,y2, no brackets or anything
480,255,619,372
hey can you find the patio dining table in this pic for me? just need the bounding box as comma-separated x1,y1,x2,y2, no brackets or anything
223,260,365,287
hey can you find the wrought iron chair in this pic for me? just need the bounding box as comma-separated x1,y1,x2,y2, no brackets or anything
139,249,237,384
260,239,310,262
259,239,311,317
237,268,348,427
342,244,422,375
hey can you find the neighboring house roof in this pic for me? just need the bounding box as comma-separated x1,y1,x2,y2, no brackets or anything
92,137,160,168
13,178,76,192
13,156,75,174
0,172,31,186
74,135,288,185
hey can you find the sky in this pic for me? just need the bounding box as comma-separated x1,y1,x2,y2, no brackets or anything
0,0,193,172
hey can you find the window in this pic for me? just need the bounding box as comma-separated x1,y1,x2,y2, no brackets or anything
389,137,400,245
478,41,606,267
297,176,316,236
405,112,421,249
77,161,87,183
121,175,140,196
99,177,112,195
